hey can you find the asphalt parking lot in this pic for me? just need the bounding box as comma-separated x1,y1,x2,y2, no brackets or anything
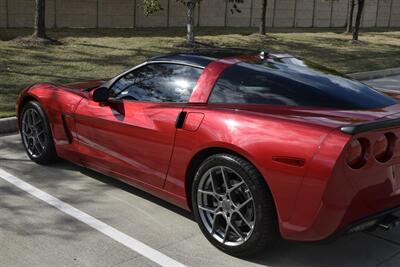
1,75,400,267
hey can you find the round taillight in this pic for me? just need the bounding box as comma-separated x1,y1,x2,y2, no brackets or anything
374,135,389,160
346,138,369,169
374,133,395,163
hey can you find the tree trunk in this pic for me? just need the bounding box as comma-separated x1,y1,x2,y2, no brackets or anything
186,0,196,45
346,0,355,33
353,0,364,41
259,0,267,35
33,0,46,39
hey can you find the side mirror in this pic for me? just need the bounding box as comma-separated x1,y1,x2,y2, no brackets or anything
92,87,110,103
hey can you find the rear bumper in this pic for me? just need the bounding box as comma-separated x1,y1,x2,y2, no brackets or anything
334,205,400,238
279,128,400,241
280,189,400,241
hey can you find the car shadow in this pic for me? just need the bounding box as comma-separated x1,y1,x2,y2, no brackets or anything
50,160,195,221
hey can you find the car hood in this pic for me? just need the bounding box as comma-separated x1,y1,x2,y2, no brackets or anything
62,79,107,91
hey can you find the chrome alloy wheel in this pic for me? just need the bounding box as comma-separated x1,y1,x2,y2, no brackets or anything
21,108,47,158
197,166,256,246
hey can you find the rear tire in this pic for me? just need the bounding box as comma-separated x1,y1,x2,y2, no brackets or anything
192,153,278,257
20,101,58,164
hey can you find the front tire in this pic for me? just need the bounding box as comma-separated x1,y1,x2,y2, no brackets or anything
20,101,58,164
192,154,278,257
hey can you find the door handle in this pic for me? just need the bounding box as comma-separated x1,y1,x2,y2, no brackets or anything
175,111,187,129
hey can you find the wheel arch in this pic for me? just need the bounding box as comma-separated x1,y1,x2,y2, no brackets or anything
185,146,277,213
17,95,39,122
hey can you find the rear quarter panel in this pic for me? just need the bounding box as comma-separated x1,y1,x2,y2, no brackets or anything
165,105,337,226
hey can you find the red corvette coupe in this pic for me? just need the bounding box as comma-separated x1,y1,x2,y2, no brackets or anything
17,49,400,256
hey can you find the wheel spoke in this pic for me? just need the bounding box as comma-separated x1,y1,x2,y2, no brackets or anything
34,115,41,126
30,140,37,153
22,130,30,137
209,171,224,198
237,197,253,210
235,210,254,229
198,189,216,197
27,139,34,150
36,136,45,149
211,213,222,235
31,111,37,125
209,171,217,194
29,110,35,126
222,224,230,244
36,129,45,136
22,121,29,132
220,167,229,193
198,205,217,214
230,222,245,240
25,112,30,127
228,180,244,193
33,141,42,154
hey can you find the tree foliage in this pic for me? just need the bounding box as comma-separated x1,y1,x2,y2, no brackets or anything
229,0,244,14
142,0,249,44
142,0,164,16
143,0,202,45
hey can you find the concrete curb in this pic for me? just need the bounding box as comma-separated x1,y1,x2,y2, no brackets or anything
0,117,17,134
348,67,400,81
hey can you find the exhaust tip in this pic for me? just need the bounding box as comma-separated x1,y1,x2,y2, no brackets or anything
379,214,400,231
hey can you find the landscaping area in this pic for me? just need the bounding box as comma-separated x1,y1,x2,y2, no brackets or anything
1,27,400,118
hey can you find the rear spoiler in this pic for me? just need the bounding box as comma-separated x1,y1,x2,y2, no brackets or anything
341,118,400,135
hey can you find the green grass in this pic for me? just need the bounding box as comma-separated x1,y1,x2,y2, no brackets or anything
1,27,400,118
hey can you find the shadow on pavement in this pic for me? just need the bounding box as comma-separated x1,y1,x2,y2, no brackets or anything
77,164,195,221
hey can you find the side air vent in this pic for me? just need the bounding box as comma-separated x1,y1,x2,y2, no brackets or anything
61,114,73,144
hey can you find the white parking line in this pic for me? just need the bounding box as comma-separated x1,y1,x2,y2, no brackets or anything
0,168,186,267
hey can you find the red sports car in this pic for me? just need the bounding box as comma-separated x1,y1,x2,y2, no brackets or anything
17,49,400,256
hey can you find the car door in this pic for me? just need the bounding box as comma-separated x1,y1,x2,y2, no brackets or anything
74,63,203,188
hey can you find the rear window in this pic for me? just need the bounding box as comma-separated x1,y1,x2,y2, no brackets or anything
208,61,396,109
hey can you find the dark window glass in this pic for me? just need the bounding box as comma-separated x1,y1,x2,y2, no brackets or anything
111,63,202,103
209,61,396,109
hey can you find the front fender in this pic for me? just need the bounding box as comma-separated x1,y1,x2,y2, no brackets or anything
17,83,85,147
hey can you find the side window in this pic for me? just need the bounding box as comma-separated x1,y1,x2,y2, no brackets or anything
209,63,396,109
209,65,305,105
110,63,203,103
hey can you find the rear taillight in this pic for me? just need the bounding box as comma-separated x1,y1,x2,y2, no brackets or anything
374,133,396,163
346,138,369,169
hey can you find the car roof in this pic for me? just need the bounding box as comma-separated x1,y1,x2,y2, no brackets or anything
149,48,260,68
